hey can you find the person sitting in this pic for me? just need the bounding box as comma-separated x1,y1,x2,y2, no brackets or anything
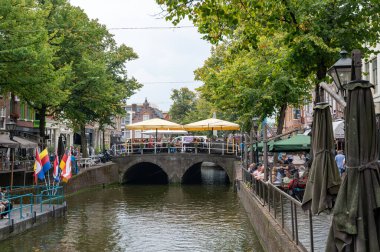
253,165,264,180
248,163,257,173
0,187,12,219
272,167,283,185
288,171,307,201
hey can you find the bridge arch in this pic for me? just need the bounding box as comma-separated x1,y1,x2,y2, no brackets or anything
182,159,231,184
122,161,168,184
115,154,235,184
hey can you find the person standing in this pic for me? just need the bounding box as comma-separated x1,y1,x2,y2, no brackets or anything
335,150,345,176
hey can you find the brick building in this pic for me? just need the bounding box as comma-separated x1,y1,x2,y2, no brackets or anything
121,98,165,140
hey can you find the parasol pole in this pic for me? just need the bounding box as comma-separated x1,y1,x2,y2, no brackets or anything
155,128,157,154
10,148,14,191
209,127,213,154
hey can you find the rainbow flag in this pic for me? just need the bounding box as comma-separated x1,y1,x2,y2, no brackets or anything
33,148,44,183
40,148,51,173
53,150,60,182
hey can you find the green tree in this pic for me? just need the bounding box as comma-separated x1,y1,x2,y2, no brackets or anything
157,0,380,131
0,0,69,143
194,34,310,132
169,87,197,124
184,96,214,123
55,5,140,157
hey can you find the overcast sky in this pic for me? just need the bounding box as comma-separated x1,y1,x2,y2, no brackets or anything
69,0,211,112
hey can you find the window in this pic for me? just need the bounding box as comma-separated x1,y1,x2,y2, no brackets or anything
293,108,301,119
365,61,370,81
143,114,150,121
20,102,25,119
0,107,5,118
126,114,131,124
135,130,141,138
372,58,378,94
123,130,130,139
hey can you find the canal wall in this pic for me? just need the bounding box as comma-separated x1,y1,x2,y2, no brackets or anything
63,163,119,195
234,162,300,252
0,204,66,241
0,163,117,242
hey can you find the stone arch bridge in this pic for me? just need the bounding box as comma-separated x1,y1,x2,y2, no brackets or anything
113,153,237,184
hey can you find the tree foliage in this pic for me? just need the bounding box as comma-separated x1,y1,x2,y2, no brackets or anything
157,0,380,131
169,87,197,124
0,0,141,153
52,3,140,156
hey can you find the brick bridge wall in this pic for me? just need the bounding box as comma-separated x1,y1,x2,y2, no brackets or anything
114,153,237,184
63,153,237,194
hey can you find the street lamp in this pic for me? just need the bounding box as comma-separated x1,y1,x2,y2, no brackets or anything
6,120,16,191
6,121,17,140
252,117,260,164
327,50,352,100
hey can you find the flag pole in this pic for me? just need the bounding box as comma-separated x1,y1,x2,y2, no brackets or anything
47,169,51,195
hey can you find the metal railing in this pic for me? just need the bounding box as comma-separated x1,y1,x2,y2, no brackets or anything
36,186,65,212
0,186,65,226
0,160,34,171
113,141,242,157
241,167,330,252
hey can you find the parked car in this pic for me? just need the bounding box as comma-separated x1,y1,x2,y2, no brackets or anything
171,136,208,152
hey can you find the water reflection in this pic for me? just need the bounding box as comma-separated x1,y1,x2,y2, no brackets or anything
0,168,262,252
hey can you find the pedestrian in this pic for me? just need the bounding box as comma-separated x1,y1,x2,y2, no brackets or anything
335,150,345,176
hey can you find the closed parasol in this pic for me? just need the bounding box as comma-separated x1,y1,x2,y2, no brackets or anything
301,102,341,215
326,74,380,250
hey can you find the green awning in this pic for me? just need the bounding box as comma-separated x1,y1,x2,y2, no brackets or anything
270,134,311,152
251,140,275,152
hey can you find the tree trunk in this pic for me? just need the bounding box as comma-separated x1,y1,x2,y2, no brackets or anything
273,103,287,164
80,125,88,158
249,128,253,164
276,103,287,135
103,128,105,152
315,62,327,104
38,104,47,148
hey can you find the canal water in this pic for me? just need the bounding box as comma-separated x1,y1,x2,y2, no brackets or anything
0,167,263,251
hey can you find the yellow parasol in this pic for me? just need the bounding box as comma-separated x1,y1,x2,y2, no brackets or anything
126,118,183,130
183,118,240,131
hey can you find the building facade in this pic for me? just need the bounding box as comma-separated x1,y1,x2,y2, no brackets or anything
121,98,165,140
0,93,122,155
364,44,380,114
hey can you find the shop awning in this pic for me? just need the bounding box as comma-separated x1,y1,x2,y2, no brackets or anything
251,140,275,152
0,134,19,148
13,136,38,148
270,134,311,152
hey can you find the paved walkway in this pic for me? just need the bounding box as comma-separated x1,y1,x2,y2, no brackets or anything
0,203,65,229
